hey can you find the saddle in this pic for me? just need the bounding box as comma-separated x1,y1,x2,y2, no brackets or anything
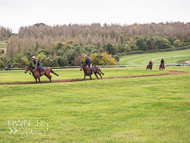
147,64,151,68
86,66,95,71
38,67,45,72
92,66,95,71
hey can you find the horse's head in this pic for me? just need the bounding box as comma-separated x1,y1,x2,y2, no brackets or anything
80,63,87,71
24,65,29,74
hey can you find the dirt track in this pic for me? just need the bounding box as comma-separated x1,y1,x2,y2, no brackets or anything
0,71,187,85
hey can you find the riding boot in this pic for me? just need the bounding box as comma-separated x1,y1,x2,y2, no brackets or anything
91,69,94,74
38,68,42,76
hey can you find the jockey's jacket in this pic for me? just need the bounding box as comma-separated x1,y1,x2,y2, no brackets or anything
85,58,91,66
33,59,41,67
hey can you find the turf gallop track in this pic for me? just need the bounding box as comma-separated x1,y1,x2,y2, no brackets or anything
0,71,187,85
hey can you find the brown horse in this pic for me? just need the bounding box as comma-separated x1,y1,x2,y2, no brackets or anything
24,66,59,83
146,64,153,70
80,64,104,80
159,63,165,71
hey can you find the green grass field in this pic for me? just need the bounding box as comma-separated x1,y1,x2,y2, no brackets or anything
119,49,190,65
0,66,190,142
0,68,169,83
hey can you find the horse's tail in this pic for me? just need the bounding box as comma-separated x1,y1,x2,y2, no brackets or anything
50,69,59,76
99,69,104,75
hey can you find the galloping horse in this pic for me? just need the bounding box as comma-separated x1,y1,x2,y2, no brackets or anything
5,65,13,71
146,64,153,70
24,66,59,83
80,64,104,80
159,63,165,71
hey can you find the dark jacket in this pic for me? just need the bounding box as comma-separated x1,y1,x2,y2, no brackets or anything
85,58,91,66
161,59,164,64
33,59,41,67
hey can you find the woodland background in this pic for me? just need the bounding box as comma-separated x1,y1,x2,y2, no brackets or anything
0,22,190,67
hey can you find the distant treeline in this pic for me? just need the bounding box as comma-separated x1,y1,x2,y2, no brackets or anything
0,26,12,41
0,22,190,68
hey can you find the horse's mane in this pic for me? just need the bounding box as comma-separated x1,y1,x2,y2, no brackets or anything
26,65,35,69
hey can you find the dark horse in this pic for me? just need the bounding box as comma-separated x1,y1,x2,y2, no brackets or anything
159,63,165,71
80,64,104,80
5,65,13,71
146,64,153,70
24,66,59,83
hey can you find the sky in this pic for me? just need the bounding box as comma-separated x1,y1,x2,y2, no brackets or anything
0,0,190,33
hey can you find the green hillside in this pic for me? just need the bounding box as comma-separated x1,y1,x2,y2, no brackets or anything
119,49,190,65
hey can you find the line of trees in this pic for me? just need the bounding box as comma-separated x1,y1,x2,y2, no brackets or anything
0,22,190,68
0,26,12,42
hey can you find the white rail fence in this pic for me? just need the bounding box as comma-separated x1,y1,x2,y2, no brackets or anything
0,64,190,70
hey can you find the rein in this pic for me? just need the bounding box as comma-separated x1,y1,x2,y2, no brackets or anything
83,66,90,73
27,66,35,75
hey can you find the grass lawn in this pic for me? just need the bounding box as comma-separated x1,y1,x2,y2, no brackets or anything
0,67,190,142
119,49,190,65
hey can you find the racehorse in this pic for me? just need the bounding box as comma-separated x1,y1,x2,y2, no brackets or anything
159,63,165,71
24,66,59,83
146,64,153,70
5,65,13,71
80,63,104,80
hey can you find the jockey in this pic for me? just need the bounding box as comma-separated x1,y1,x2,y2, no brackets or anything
160,58,164,68
149,60,152,66
84,55,94,74
31,56,42,75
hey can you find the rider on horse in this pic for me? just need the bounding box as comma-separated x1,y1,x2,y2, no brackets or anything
160,58,164,68
149,60,152,66
31,56,42,75
84,55,94,74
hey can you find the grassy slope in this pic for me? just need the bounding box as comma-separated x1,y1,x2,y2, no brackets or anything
0,68,169,83
0,40,8,48
0,67,190,142
119,49,190,65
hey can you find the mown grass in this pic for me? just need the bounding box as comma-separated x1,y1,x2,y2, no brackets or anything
0,67,190,142
119,49,190,65
0,67,169,83
0,40,8,49
0,45,7,48
176,59,190,64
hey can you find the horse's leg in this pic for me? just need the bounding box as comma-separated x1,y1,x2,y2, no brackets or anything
98,72,102,79
84,74,86,80
50,75,52,82
95,73,98,79
48,75,52,82
45,74,52,82
35,78,37,83
38,77,41,83
90,75,92,80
